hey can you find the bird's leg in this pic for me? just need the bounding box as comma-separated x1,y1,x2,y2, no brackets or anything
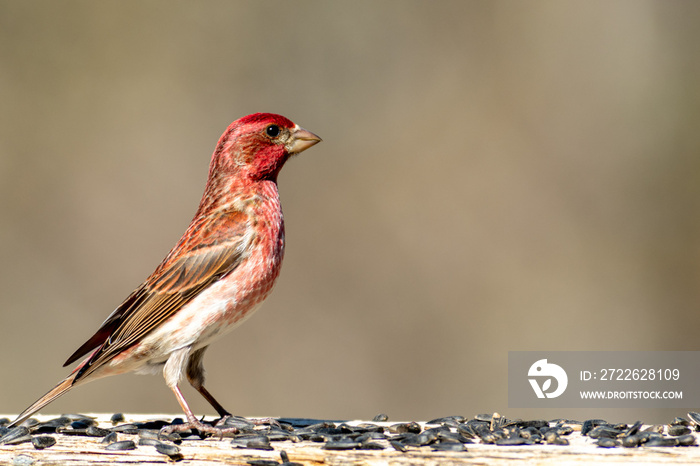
186,347,279,429
186,347,231,420
160,347,241,437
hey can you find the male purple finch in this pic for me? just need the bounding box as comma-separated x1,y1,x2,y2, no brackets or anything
10,113,321,434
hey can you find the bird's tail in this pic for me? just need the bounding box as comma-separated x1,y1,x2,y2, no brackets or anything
9,373,77,427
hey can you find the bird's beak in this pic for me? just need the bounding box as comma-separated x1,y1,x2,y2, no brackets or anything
288,125,322,154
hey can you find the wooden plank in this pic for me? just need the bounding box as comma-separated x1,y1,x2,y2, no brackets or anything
1,414,699,465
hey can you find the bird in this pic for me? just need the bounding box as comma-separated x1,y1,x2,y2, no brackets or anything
9,113,321,434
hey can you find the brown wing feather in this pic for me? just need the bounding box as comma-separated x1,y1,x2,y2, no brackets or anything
64,209,251,380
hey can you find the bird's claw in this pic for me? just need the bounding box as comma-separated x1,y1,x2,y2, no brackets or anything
160,419,240,439
160,416,279,440
249,417,281,429
213,414,280,429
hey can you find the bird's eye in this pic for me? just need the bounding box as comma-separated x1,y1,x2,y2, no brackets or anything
265,125,280,138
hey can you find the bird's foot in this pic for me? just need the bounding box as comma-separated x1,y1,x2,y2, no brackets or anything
214,414,280,429
161,417,240,439
160,415,280,439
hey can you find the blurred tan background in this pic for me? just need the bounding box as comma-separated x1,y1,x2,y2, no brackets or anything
1,1,700,425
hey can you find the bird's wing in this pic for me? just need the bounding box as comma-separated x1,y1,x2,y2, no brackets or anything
64,209,252,380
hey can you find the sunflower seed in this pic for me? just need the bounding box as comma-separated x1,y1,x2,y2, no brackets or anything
138,438,161,447
639,431,663,443
267,428,294,442
515,419,549,429
246,438,273,451
324,439,360,450
86,426,111,437
474,425,499,443
0,427,30,445
138,429,160,439
136,420,170,430
56,427,89,436
456,423,477,439
644,424,664,434
390,440,407,452
587,426,622,439
622,421,643,437
645,437,679,447
359,441,384,450
162,432,182,443
597,438,619,448
105,440,137,451
543,430,561,444
101,432,118,444
3,435,32,446
491,413,507,431
581,419,607,436
70,421,93,429
438,430,472,444
222,416,255,431
32,417,71,433
427,416,465,425
519,427,540,440
31,436,56,450
110,424,139,434
155,442,182,458
687,412,700,426
388,422,421,434
414,428,440,445
496,436,531,446
621,434,642,448
668,425,691,436
432,441,467,451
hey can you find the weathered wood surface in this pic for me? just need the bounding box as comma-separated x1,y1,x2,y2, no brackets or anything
1,414,700,465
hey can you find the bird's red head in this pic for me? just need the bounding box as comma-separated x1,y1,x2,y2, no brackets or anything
210,113,321,184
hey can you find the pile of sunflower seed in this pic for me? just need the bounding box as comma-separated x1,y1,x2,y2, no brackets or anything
1,411,699,462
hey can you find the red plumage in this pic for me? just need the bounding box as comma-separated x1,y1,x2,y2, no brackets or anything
10,113,321,434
